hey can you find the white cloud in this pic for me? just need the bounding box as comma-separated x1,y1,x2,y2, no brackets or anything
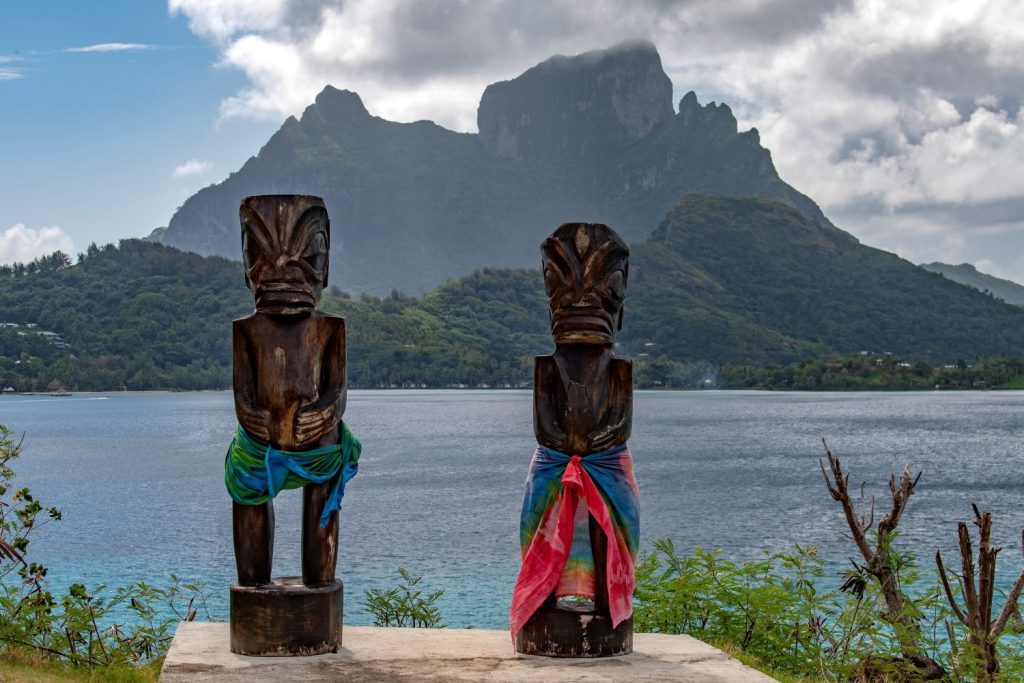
0,224,75,265
65,43,157,53
0,56,25,80
171,0,1024,280
172,159,213,178
168,0,287,42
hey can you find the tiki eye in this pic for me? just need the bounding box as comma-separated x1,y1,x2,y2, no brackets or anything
607,270,625,301
302,231,327,274
544,264,565,295
242,226,262,273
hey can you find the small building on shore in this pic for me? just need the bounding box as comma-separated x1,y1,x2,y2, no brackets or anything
1,386,15,394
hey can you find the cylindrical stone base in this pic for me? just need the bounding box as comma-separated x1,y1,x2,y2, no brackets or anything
515,602,633,657
230,577,342,656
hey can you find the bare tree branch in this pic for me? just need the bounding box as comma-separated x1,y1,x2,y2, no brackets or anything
936,505,1024,681
819,441,874,563
991,529,1024,638
936,550,968,626
820,440,942,679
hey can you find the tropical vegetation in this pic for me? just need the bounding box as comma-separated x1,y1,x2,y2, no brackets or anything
6,195,1024,393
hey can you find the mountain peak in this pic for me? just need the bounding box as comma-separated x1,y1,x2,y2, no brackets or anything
312,86,369,121
162,41,828,295
477,40,673,160
678,90,738,133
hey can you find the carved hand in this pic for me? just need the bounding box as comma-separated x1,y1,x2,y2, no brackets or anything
588,418,625,452
238,404,272,443
294,398,341,446
536,412,568,451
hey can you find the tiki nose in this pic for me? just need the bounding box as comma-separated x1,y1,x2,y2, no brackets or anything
269,254,303,278
571,290,598,307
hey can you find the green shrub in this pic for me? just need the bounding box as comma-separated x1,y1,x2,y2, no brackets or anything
633,537,1024,681
363,567,445,628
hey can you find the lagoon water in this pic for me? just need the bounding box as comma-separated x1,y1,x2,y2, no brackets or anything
2,390,1023,629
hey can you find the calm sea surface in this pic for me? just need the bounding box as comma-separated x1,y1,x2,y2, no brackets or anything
1,390,1022,628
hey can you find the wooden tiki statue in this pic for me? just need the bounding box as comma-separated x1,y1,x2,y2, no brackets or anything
228,194,350,656
535,223,632,456
513,222,636,657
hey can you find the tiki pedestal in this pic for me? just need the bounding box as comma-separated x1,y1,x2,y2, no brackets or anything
230,578,342,656
516,605,632,657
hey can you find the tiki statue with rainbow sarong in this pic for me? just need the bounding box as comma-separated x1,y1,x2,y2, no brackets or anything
225,195,360,656
511,222,639,657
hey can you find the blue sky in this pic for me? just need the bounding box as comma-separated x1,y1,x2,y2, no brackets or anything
0,1,277,256
4,1,1024,282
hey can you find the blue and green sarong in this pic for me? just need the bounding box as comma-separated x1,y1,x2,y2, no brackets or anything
224,422,361,528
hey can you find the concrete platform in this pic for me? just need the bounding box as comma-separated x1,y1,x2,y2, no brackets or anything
160,622,778,682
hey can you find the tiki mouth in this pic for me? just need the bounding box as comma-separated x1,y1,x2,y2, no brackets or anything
551,310,614,344
255,285,316,314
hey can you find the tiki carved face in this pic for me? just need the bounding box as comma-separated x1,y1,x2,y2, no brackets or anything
241,195,330,315
542,223,629,344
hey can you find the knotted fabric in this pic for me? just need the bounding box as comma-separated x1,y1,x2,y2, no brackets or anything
224,422,361,528
509,444,639,639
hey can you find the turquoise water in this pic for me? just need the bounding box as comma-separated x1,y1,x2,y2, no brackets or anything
1,390,1023,628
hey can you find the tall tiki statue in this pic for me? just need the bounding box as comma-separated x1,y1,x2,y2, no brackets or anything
510,223,639,657
224,195,361,656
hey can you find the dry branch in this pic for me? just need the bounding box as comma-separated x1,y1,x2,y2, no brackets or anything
819,440,944,680
935,507,1024,681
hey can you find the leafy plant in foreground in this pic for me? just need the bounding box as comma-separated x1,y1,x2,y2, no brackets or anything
634,540,839,677
363,567,445,628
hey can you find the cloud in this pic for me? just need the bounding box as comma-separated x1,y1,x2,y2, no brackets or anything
65,43,157,53
169,0,287,42
170,0,1024,282
169,0,859,128
0,224,75,265
172,159,213,178
0,55,25,80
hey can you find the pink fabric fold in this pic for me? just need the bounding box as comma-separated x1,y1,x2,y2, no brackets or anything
509,452,636,640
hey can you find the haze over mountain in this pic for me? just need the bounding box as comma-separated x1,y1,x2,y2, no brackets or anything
919,262,1024,306
160,40,825,295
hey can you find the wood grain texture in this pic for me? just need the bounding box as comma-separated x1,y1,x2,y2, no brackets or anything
230,578,342,656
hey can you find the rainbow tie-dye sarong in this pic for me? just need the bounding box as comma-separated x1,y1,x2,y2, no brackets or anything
509,444,639,639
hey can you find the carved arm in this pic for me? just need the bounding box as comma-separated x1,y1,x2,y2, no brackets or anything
233,323,271,442
294,318,347,445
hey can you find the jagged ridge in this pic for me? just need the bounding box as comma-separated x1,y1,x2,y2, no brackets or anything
161,41,826,295
920,262,1024,306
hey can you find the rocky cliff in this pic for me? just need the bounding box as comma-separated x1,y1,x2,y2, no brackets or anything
161,41,826,294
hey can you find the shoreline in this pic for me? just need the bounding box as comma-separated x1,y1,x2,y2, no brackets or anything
2,386,1023,397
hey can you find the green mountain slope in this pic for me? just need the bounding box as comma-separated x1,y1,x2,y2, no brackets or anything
623,195,1024,363
0,241,548,391
160,41,826,295
5,196,1024,392
0,241,248,390
920,262,1024,306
